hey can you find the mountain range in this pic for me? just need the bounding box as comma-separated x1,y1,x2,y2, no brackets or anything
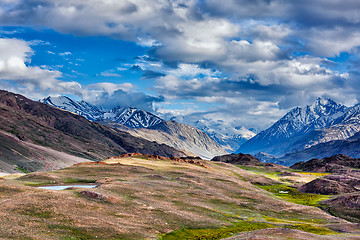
41,96,163,128
42,96,254,153
0,90,186,173
238,97,360,165
4,90,360,168
40,96,226,159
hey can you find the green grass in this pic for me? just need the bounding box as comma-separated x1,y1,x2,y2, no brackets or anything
283,223,338,235
297,172,330,176
16,166,29,173
18,206,54,219
237,166,281,180
159,220,275,240
47,224,95,240
64,178,96,184
258,184,330,206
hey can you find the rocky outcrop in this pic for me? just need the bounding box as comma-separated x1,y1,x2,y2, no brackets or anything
321,194,360,223
105,153,207,168
299,175,360,195
293,154,360,195
324,194,360,208
79,190,119,203
291,154,360,173
211,153,261,165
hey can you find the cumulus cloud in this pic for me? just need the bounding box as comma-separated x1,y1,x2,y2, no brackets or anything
1,0,360,130
86,82,134,94
0,38,83,98
86,89,164,111
0,37,162,113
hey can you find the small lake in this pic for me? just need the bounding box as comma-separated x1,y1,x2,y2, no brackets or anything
37,185,98,190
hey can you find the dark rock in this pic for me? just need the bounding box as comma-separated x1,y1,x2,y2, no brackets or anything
298,175,360,195
291,154,360,174
323,194,360,208
79,190,118,203
211,153,260,165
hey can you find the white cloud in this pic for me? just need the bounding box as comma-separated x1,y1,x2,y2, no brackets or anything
59,51,72,56
100,71,122,78
1,0,360,130
0,38,74,96
304,27,360,57
86,82,134,94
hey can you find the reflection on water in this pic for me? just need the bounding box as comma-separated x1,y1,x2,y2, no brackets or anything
37,185,97,190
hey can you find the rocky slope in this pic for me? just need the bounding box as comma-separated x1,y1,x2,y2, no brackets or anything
291,154,360,198
107,121,227,159
0,90,186,173
298,175,360,195
41,96,226,158
291,154,360,173
41,96,163,128
322,194,360,223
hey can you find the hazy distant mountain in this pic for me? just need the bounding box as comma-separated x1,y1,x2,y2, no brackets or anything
41,96,163,128
194,119,256,153
254,152,277,163
0,90,186,173
106,121,227,160
237,97,350,156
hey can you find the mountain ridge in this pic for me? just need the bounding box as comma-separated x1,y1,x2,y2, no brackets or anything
106,120,227,160
0,90,186,173
237,97,358,158
40,96,163,128
41,96,227,159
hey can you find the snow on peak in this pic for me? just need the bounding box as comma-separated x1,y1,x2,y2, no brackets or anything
40,96,163,128
237,97,349,156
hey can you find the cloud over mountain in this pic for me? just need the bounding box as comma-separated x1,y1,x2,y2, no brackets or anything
0,0,359,130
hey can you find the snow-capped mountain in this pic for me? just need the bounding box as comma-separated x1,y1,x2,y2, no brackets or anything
40,96,163,128
104,106,163,128
41,96,226,159
41,96,104,121
303,103,360,148
237,97,350,156
194,119,256,152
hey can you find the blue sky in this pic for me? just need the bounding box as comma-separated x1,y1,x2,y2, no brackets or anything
0,0,360,131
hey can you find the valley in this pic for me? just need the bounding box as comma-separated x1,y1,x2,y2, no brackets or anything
2,1,360,239
1,89,360,239
1,154,360,239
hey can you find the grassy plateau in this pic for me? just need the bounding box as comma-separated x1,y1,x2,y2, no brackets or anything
0,156,359,239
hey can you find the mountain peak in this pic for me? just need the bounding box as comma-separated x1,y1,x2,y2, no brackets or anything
41,95,163,128
237,96,348,156
311,97,337,109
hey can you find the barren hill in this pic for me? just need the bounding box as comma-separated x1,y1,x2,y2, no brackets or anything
0,90,186,173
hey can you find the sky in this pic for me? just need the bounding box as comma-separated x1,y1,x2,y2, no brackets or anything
0,0,360,131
